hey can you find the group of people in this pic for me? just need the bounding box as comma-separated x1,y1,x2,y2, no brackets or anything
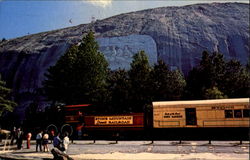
35,130,50,152
10,127,70,153
36,131,70,153
52,132,70,153
10,127,26,150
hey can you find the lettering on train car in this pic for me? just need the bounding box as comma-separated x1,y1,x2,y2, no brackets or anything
211,106,234,110
94,116,133,125
163,112,183,118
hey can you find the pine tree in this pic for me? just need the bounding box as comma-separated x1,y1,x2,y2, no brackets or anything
185,67,203,99
0,74,17,116
169,70,186,100
151,60,186,101
44,45,78,104
129,50,152,112
222,60,250,98
43,31,108,105
199,51,226,88
107,69,131,113
185,51,249,99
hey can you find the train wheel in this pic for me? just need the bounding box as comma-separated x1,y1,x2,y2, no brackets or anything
61,124,73,136
46,124,58,134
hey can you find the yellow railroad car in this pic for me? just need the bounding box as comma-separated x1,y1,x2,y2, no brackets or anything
153,98,249,128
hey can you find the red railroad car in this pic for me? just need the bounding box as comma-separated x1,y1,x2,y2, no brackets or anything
84,113,144,131
62,104,144,139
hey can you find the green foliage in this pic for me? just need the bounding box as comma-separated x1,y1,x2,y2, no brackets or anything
151,60,186,101
107,58,186,113
129,50,152,112
186,51,249,99
199,51,226,88
107,69,131,113
170,70,186,99
203,87,227,99
43,31,108,105
222,60,250,98
186,51,227,99
0,74,17,116
44,45,78,104
185,68,202,99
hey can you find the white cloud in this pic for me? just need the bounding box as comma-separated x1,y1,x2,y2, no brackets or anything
85,0,112,8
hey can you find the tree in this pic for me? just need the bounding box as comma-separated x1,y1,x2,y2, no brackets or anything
0,74,16,116
199,51,226,88
44,45,79,104
150,60,186,101
43,31,109,105
169,70,186,100
185,51,226,99
128,50,152,112
107,69,131,113
185,67,203,99
203,87,227,99
185,51,249,99
222,60,250,98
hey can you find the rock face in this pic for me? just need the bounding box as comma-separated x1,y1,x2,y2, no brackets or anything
97,34,157,70
0,3,249,118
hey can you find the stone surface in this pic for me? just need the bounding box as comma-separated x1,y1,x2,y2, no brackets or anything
0,3,249,118
97,34,157,70
0,141,249,160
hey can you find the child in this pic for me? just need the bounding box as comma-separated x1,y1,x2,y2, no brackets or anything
42,132,49,152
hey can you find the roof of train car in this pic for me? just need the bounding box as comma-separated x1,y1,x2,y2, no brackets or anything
64,104,91,108
153,98,249,107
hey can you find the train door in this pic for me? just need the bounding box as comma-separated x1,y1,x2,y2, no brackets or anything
185,108,197,125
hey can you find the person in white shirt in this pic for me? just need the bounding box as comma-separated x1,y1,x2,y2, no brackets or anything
62,132,70,153
36,131,43,152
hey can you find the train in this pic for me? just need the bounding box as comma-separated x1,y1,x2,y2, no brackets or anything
47,98,249,140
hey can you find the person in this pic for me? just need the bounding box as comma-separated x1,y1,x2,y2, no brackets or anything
42,131,49,152
62,132,70,153
10,127,16,145
76,124,83,140
50,129,55,143
53,133,62,150
16,128,23,149
26,132,32,149
36,131,42,152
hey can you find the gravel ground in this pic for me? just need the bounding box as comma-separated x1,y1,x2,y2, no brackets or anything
0,140,249,160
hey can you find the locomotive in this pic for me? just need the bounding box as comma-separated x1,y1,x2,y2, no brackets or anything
47,98,249,140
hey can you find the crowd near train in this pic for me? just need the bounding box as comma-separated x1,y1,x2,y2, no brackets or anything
45,98,249,141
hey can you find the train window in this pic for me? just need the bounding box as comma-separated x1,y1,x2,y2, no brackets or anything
234,110,242,118
225,110,233,118
243,109,250,117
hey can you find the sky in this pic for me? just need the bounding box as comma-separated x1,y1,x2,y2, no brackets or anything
0,0,249,40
